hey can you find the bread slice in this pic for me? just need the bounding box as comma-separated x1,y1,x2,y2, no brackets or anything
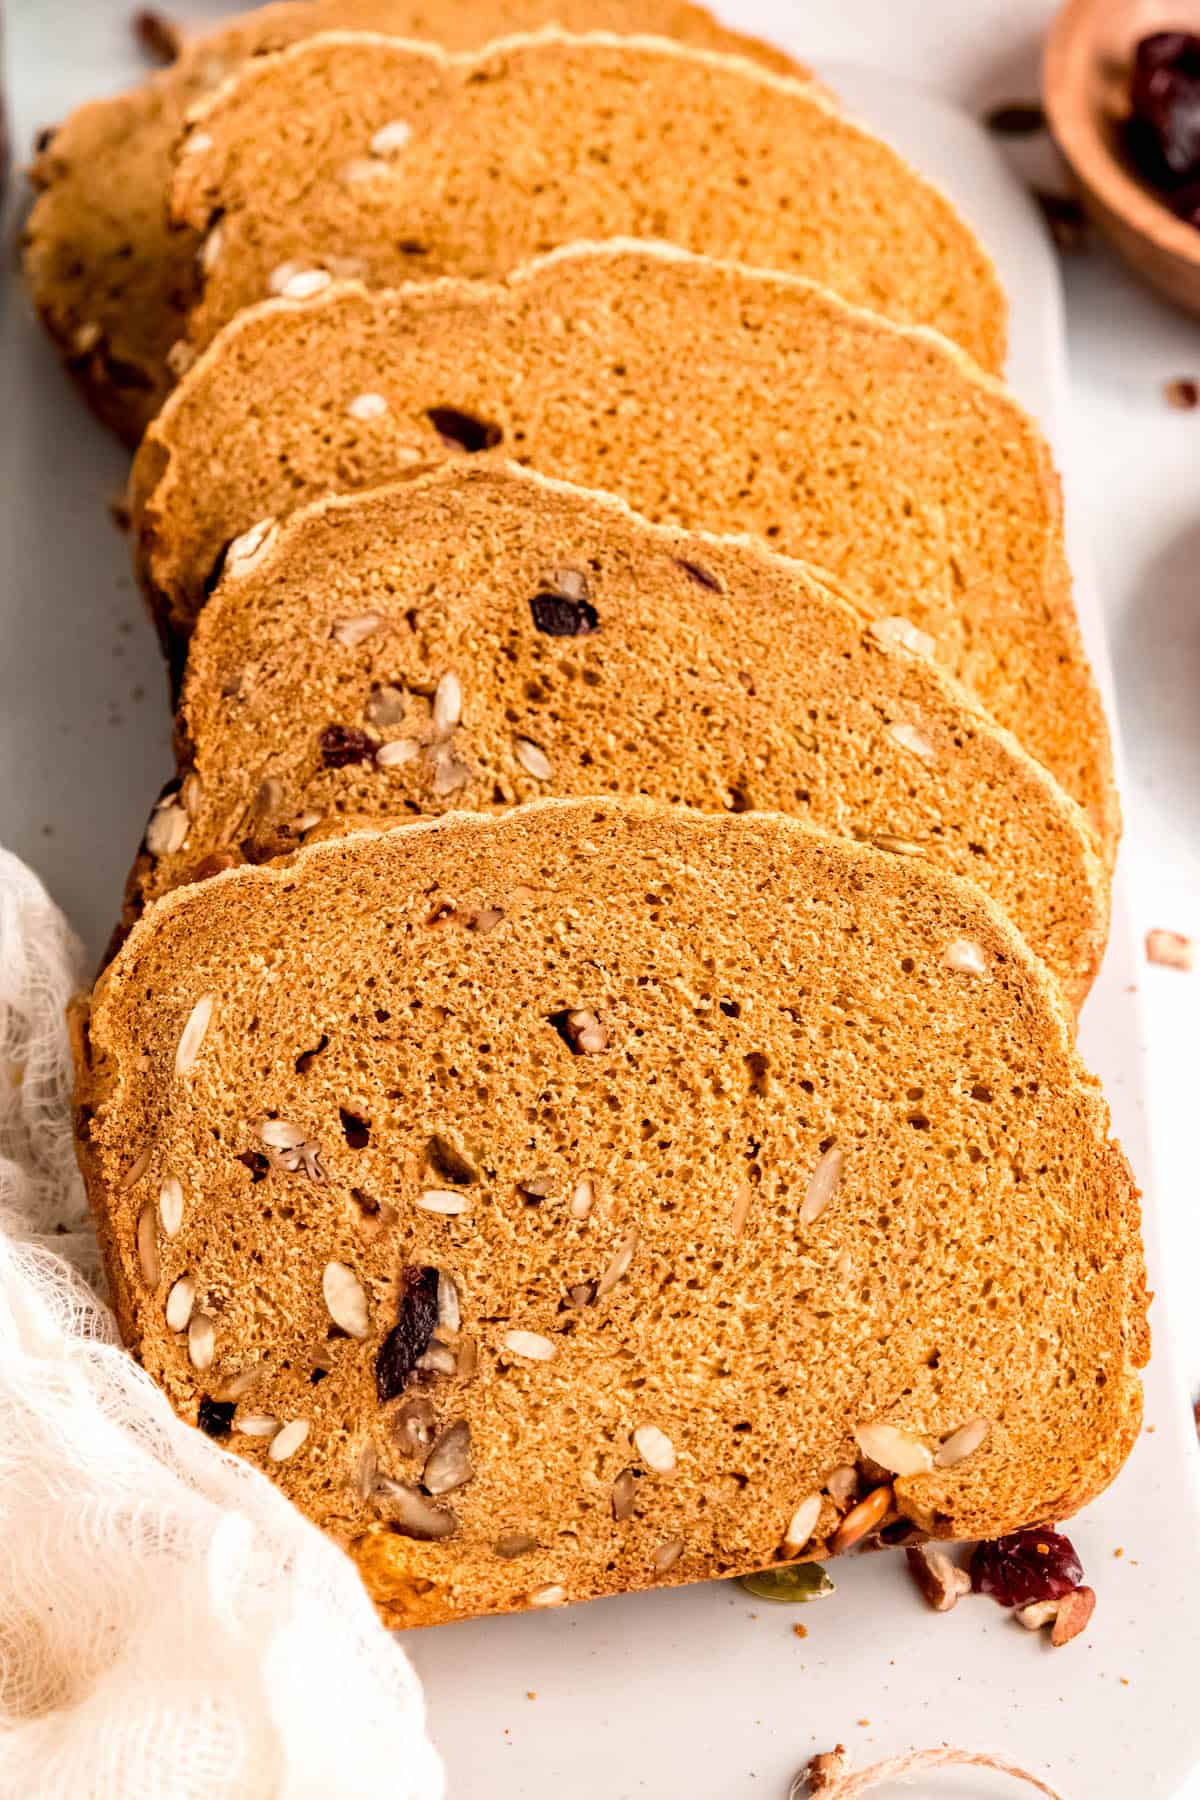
131,243,1117,860
169,31,1004,375
21,0,805,447
73,797,1147,1628
130,463,1107,1004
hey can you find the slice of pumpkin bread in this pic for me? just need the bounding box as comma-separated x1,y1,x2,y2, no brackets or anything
170,31,1004,370
73,798,1147,1628
130,464,1107,1004
130,244,1117,859
22,0,804,444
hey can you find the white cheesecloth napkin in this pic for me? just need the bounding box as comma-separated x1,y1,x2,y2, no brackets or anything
0,846,445,1799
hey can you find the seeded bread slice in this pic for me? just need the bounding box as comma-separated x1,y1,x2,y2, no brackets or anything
130,463,1107,1005
73,797,1147,1628
169,31,1004,376
130,243,1117,861
21,0,806,446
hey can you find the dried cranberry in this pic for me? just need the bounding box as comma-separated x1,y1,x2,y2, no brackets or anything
970,1528,1083,1607
375,1266,439,1402
319,724,373,768
530,591,599,636
1127,32,1200,219
197,1397,235,1438
425,407,503,454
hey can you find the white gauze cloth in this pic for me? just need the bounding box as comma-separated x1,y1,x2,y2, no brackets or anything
0,847,444,1799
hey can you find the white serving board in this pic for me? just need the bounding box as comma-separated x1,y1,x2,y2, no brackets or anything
2,10,1198,1796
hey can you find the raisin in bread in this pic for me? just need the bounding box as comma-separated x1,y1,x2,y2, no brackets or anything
72,798,1148,1628
22,0,805,446
169,31,1003,375
130,463,1107,1004
130,243,1117,861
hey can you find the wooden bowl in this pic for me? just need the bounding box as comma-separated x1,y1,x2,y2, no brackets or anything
1044,0,1200,315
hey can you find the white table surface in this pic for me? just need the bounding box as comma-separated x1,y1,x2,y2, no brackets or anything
2,4,1199,1794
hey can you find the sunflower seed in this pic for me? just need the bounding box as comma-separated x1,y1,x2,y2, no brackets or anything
783,1493,823,1554
861,830,925,857
146,802,189,856
596,1228,639,1298
181,129,213,157
370,118,413,156
376,1477,457,1539
331,613,382,646
652,1538,685,1573
854,1421,933,1477
364,684,407,727
431,749,472,795
175,994,214,1075
71,320,102,355
136,1203,160,1287
566,1282,596,1309
416,1341,457,1376
277,267,332,301
181,772,204,816
515,737,552,780
235,1414,280,1437
165,1275,195,1332
504,1329,556,1362
495,1531,538,1559
201,223,223,272
934,1417,991,1468
611,1468,639,1521
391,1396,438,1457
423,1419,473,1494
188,1312,216,1371
212,1365,261,1403
870,616,935,658
416,1188,471,1217
730,1180,754,1238
888,720,936,764
120,1146,151,1191
943,938,987,976
456,1336,478,1381
158,1175,184,1237
294,811,322,833
269,1419,310,1461
347,392,389,422
437,1272,461,1333
633,1424,676,1474
569,1177,596,1219
353,1442,378,1500
323,1261,370,1337
377,738,420,768
528,1583,566,1608
259,1118,306,1151
824,1464,858,1509
225,517,277,578
433,671,461,735
800,1146,843,1226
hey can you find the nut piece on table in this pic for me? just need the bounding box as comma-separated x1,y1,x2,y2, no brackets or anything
799,1745,849,1795
1015,1583,1096,1645
906,1544,972,1612
1146,928,1194,970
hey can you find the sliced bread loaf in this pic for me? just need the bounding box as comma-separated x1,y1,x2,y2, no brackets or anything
73,798,1147,1628
22,0,804,445
131,464,1107,1004
170,31,1004,373
131,244,1117,859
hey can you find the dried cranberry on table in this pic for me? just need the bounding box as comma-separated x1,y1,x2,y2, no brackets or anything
1126,32,1200,228
970,1526,1084,1607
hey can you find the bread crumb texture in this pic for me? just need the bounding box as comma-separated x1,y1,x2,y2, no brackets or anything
171,32,1004,369
21,0,806,444
131,245,1116,858
132,464,1106,1003
74,799,1147,1629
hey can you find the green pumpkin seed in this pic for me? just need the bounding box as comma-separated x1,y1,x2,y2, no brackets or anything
736,1562,835,1603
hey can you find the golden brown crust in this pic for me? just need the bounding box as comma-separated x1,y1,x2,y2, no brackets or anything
21,0,808,444
74,799,1146,1628
125,462,1107,1004
130,244,1117,863
169,31,1004,373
